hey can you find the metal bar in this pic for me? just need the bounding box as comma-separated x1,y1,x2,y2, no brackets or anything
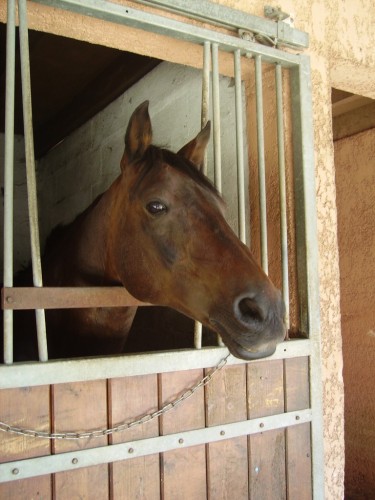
201,40,211,135
211,42,222,193
135,0,309,49
31,0,302,67
194,40,211,350
2,287,150,310
211,40,223,383
234,49,246,243
18,0,48,361
3,0,16,365
290,56,324,500
275,64,290,328
0,408,312,483
254,55,268,273
0,340,311,389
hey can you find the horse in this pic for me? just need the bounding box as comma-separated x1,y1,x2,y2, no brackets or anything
10,101,285,360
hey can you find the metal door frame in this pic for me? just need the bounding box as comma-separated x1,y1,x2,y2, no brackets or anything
1,1,324,497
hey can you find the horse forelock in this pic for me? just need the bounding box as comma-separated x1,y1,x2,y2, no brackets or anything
129,145,222,201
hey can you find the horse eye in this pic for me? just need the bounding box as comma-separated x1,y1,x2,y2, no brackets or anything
146,201,168,215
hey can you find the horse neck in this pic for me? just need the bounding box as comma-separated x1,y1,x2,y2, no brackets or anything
68,179,123,286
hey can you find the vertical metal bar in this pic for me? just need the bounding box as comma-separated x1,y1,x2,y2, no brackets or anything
211,42,222,193
290,56,325,500
18,0,48,361
201,41,211,135
211,42,224,347
275,64,289,328
234,49,246,244
254,55,268,273
194,41,211,350
3,0,16,364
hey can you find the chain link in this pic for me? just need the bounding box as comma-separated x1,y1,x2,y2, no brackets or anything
0,353,230,440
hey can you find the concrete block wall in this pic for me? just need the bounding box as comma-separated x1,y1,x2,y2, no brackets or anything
0,134,31,275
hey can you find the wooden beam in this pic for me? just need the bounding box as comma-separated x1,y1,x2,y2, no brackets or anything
333,100,375,141
1,286,151,310
332,94,373,117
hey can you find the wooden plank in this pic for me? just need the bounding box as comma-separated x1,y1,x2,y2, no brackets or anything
159,369,206,500
331,94,373,117
2,286,150,310
0,476,52,499
284,357,312,500
247,360,286,500
0,386,52,498
333,100,375,141
109,374,160,499
51,380,109,499
205,363,248,499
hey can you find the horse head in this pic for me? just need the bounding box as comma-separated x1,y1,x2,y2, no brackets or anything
108,101,285,360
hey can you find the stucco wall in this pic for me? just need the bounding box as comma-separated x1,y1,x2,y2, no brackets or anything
335,127,375,498
2,1,375,498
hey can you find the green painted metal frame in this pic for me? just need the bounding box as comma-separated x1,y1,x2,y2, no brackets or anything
2,0,325,497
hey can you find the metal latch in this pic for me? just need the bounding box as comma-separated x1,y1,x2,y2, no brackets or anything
239,5,298,48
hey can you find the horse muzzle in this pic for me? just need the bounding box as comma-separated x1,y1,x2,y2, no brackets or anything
209,288,286,361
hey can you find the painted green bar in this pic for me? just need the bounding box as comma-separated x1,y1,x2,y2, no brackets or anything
0,340,311,389
18,0,48,361
275,63,290,328
32,0,303,67
255,55,268,273
0,408,312,483
3,0,16,364
290,56,324,500
136,0,309,49
234,49,246,244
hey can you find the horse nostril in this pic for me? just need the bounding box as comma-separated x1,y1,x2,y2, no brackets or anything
237,296,266,324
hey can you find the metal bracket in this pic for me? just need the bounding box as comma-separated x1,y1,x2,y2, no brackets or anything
261,5,297,49
264,5,290,22
239,6,297,49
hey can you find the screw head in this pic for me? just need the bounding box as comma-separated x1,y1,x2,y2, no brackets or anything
12,468,19,475
72,458,78,465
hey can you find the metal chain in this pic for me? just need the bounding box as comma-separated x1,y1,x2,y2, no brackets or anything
0,353,230,440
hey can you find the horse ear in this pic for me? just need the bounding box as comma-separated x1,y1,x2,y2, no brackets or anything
177,121,211,171
121,100,152,170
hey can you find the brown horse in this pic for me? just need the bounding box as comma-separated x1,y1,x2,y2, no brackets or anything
13,101,285,360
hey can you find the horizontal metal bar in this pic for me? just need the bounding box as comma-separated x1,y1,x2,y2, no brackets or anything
136,0,309,49
31,0,302,67
0,408,312,483
2,287,150,310
0,339,311,389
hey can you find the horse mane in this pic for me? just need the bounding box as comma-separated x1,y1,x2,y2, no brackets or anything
131,145,222,200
